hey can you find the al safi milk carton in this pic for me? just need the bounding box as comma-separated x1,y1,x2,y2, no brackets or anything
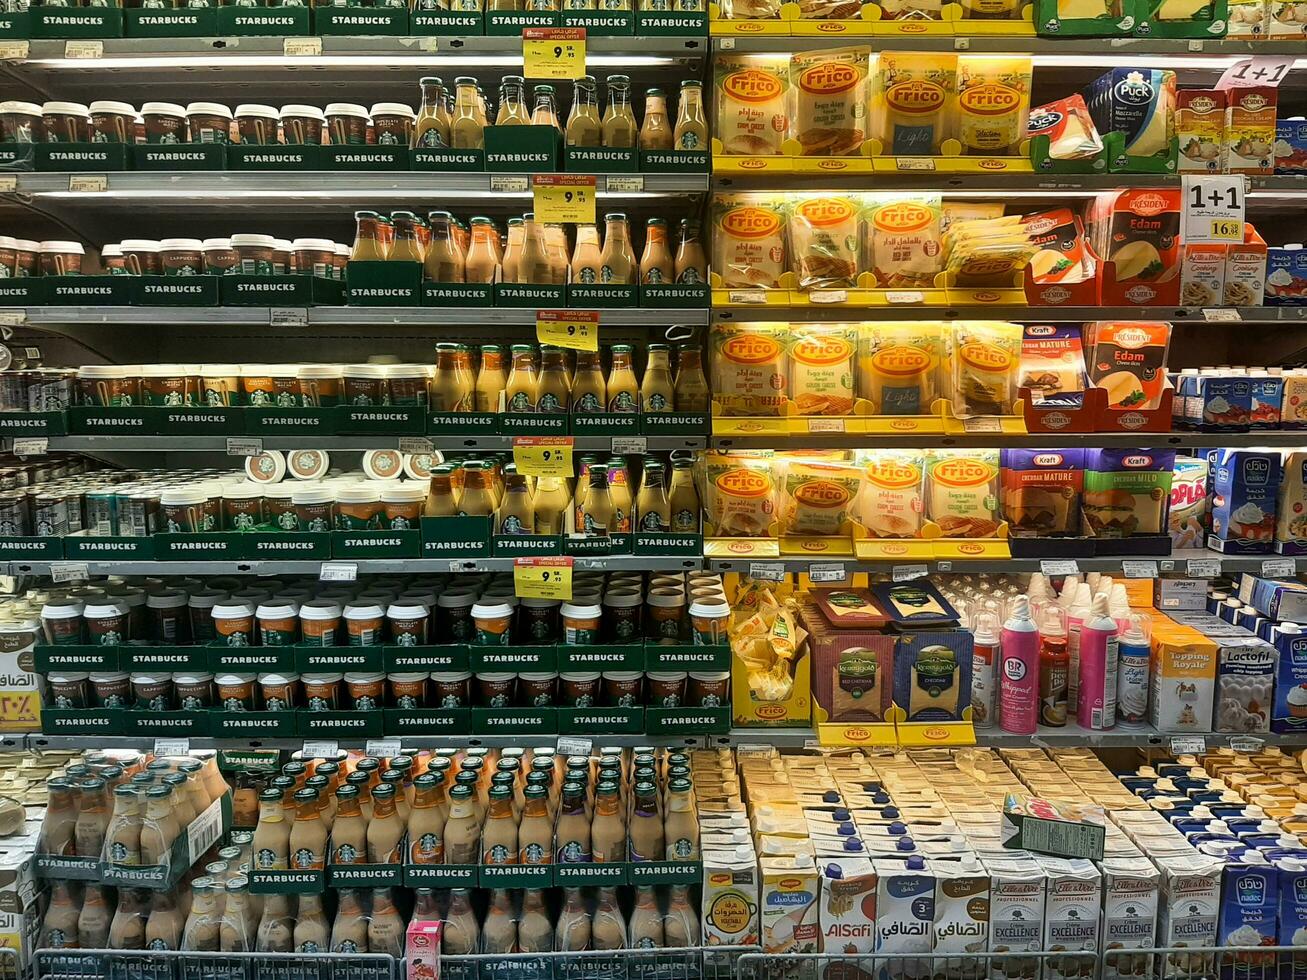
819,857,876,970
874,854,934,980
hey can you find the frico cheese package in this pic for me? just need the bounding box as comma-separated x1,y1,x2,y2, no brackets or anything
956,55,1031,156
858,450,926,538
872,53,957,156
789,195,862,290
700,451,777,537
789,324,857,416
788,48,870,154
864,195,943,288
857,321,944,415
714,56,789,155
925,449,1002,538
780,457,864,536
710,194,788,289
949,320,1023,418
710,322,789,416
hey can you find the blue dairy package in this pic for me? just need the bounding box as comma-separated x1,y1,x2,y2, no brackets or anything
1187,374,1284,431
1266,246,1307,306
892,630,973,723
1207,449,1281,554
1218,853,1279,969
1277,858,1307,957
1273,623,1307,733
1083,69,1177,165
1276,118,1307,174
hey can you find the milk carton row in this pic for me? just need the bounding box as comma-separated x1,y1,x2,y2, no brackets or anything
1219,574,1307,735
697,744,1226,980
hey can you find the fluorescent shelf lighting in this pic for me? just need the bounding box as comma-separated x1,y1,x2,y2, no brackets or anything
23,54,676,69
34,189,662,200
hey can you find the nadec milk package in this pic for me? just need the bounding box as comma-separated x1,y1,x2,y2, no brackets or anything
1206,448,1281,554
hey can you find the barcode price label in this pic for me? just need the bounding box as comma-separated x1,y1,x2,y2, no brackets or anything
186,797,226,865
748,562,786,582
365,739,403,759
1170,736,1207,755
0,176,16,194
1187,558,1222,578
301,740,340,760
809,290,848,304
1122,560,1159,579
48,562,88,584
611,436,646,455
513,556,574,601
1203,308,1241,322
319,562,357,583
532,174,596,224
270,308,307,328
0,41,29,60
1229,735,1264,753
154,738,191,758
556,736,593,758
490,175,529,194
886,291,925,305
399,436,434,455
807,563,846,583
536,309,599,352
12,437,46,457
605,176,643,193
963,417,1003,433
807,418,845,433
226,438,263,457
68,174,107,194
1040,559,1079,576
893,564,929,583
1262,558,1296,577
895,157,936,171
64,40,102,59
283,37,322,56
727,290,767,305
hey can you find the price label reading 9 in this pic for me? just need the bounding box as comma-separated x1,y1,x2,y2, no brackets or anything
533,174,597,224
522,27,587,81
537,309,599,352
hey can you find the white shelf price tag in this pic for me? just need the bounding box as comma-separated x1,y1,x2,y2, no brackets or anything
1202,308,1241,322
605,176,644,193
12,438,46,457
0,41,29,60
1182,174,1246,244
270,308,307,328
556,736,593,758
807,418,845,433
63,40,102,59
1170,736,1207,755
748,562,786,582
1262,558,1296,577
68,174,107,194
490,175,529,194
807,563,846,583
365,739,402,759
1187,557,1222,579
49,562,88,584
320,562,357,583
399,436,435,455
0,176,16,194
1040,559,1079,576
727,289,766,305
283,37,322,56
1122,560,1159,579
153,738,191,758
809,289,848,304
610,437,646,455
301,740,339,760
1229,735,1265,753
892,564,929,583
226,438,263,457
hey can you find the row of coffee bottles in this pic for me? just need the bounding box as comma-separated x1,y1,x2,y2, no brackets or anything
351,210,707,286
427,454,701,536
249,746,699,869
41,881,698,954
410,76,706,153
431,343,708,415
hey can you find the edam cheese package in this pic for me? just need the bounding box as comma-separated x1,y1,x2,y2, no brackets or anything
1085,320,1173,412
1090,189,1182,286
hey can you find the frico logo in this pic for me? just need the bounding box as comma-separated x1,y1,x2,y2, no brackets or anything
932,456,994,487
715,469,771,499
885,80,946,116
793,479,853,509
979,159,1007,170
890,418,919,431
817,159,848,170
1032,453,1066,467
958,342,1012,374
757,704,787,719
871,345,931,378
721,207,782,241
1122,454,1155,468
791,334,853,366
842,727,871,742
794,197,857,228
866,460,921,489
816,21,845,31
727,540,755,553
957,542,985,554
880,543,908,555
798,62,860,95
873,202,934,234
801,539,830,552
721,333,782,364
723,69,784,104
959,83,1021,116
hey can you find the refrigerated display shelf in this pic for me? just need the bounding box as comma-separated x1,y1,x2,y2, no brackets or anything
711,36,1307,56
713,305,1307,323
13,435,707,452
24,733,705,750
3,556,705,576
705,550,1288,575
713,172,1307,194
716,726,1307,749
11,306,710,327
710,431,1307,450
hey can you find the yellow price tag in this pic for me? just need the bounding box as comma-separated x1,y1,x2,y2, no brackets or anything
522,27,586,80
514,557,574,601
513,436,574,478
537,309,599,352
1209,217,1243,241
533,174,596,224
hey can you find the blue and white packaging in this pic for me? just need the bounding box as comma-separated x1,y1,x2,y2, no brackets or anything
1266,245,1307,306
1191,374,1284,431
1218,852,1279,975
1273,623,1307,733
1276,118,1307,174
1242,575,1307,621
1212,635,1274,733
1278,857,1307,968
1207,449,1282,554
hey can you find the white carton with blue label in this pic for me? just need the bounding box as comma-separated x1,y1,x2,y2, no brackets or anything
1276,118,1307,174
1207,449,1281,554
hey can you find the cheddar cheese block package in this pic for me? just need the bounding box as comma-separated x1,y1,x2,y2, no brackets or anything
857,450,926,538
711,193,789,289
788,49,870,156
949,320,1023,418
711,321,790,416
1081,448,1176,538
864,195,944,288
872,53,957,156
1000,448,1086,537
857,321,945,415
788,195,862,290
701,451,778,536
956,56,1032,157
924,449,1002,538
715,56,791,157
1018,324,1087,396
1085,320,1172,412
779,457,864,536
1084,69,1177,167
788,324,857,416
1027,95,1104,161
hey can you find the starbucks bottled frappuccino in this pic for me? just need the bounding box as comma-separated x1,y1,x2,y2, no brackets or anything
571,226,602,285
530,85,562,132
77,883,111,950
640,221,675,286
673,344,710,411
533,477,570,536
465,218,500,284
598,214,635,285
294,893,330,954
109,888,150,951
495,468,535,537
252,788,289,871
180,877,222,951
602,76,638,148
450,77,486,150
555,887,591,952
673,80,708,151
255,894,294,953
516,218,553,285
139,785,180,867
555,781,591,863
366,784,404,864
424,213,465,283
483,889,517,954
628,781,664,862
368,889,406,958
103,784,142,866
505,346,539,413
592,887,628,950
330,785,367,865
442,783,480,865
288,788,326,871
501,219,524,283
330,890,368,953
442,889,480,955
665,885,700,946
496,77,531,125
431,344,474,413
664,778,698,859
637,461,672,533
518,784,553,865
608,459,633,532
566,77,602,148
481,785,517,865
629,885,664,949
74,778,110,858
41,880,80,949
641,344,675,413
607,345,639,413
408,772,446,864
674,221,707,285
592,780,627,862
518,889,553,953
412,77,451,149
456,461,497,519
668,458,701,533
350,211,388,262
578,466,615,538
475,345,508,413
218,877,254,952
42,779,78,856
639,88,673,150
538,347,572,415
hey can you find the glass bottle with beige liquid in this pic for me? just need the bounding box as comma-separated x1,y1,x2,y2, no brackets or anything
598,213,635,285
591,780,627,862
674,80,708,150
475,345,508,412
43,780,78,856
294,893,330,953
328,785,366,865
180,877,221,951
531,85,563,132
570,350,606,414
41,880,80,949
424,212,465,283
629,781,664,862
608,457,633,532
104,784,142,866
450,77,487,150
442,783,480,865
482,889,517,954
389,212,425,264
110,888,150,951
665,885,700,946
139,784,180,867
602,76,638,147
516,784,552,864
256,893,294,953
75,778,110,859
537,346,572,414
442,889,480,954
518,889,553,953
592,887,627,951
664,777,698,859
288,788,326,871
496,77,531,125
368,888,406,957
556,887,591,951
640,219,675,285
457,460,497,518
629,885,665,949
668,458,700,533
366,783,404,864
675,221,707,284
351,211,388,262
77,882,111,950
431,343,473,413
516,216,553,286
501,218,524,283
426,465,458,518
673,344,710,410
505,345,539,413
566,76,602,148
252,788,290,870
642,343,675,412
637,461,672,533
578,466,616,538
413,77,451,149
639,88,673,150
544,223,569,284
606,344,639,412
465,217,500,284
481,784,518,865
496,467,535,537
329,889,368,953
219,877,254,952
407,772,446,864
532,476,568,535
570,225,602,285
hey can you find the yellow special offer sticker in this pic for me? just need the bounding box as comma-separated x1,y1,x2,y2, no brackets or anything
537,309,599,351
532,173,596,224
513,556,574,600
512,436,574,478
522,27,587,80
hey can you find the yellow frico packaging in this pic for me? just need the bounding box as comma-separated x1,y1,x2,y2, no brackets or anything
710,321,790,416
788,48,871,155
714,55,790,156
924,449,1002,537
780,457,864,536
873,53,957,156
701,451,777,536
789,324,858,416
865,195,944,288
711,194,788,289
949,320,1023,417
789,195,862,290
858,450,926,537
956,56,1032,156
857,321,944,415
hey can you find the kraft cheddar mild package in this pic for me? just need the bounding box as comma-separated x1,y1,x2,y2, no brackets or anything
1081,448,1176,538
1084,69,1177,168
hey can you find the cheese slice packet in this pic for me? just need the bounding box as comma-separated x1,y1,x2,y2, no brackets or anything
1028,94,1104,160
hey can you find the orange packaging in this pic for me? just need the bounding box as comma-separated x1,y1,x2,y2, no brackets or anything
1180,241,1227,308
1223,85,1276,175
1226,223,1267,306
1085,321,1172,412
1092,189,1181,304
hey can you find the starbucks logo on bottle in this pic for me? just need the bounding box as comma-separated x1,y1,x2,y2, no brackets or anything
256,848,278,869
292,848,318,869
226,632,249,648
308,696,328,711
249,390,270,407
337,941,359,953
47,930,67,948
266,697,287,711
635,937,658,949
278,511,299,531
335,844,359,864
147,938,169,951
611,391,636,412
641,512,667,532
487,844,511,864
418,833,440,858
560,841,586,863
110,841,129,862
233,512,255,531
576,392,601,413
673,838,693,858
440,694,461,708
522,842,546,864
701,693,721,707
300,942,321,953
501,515,528,535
